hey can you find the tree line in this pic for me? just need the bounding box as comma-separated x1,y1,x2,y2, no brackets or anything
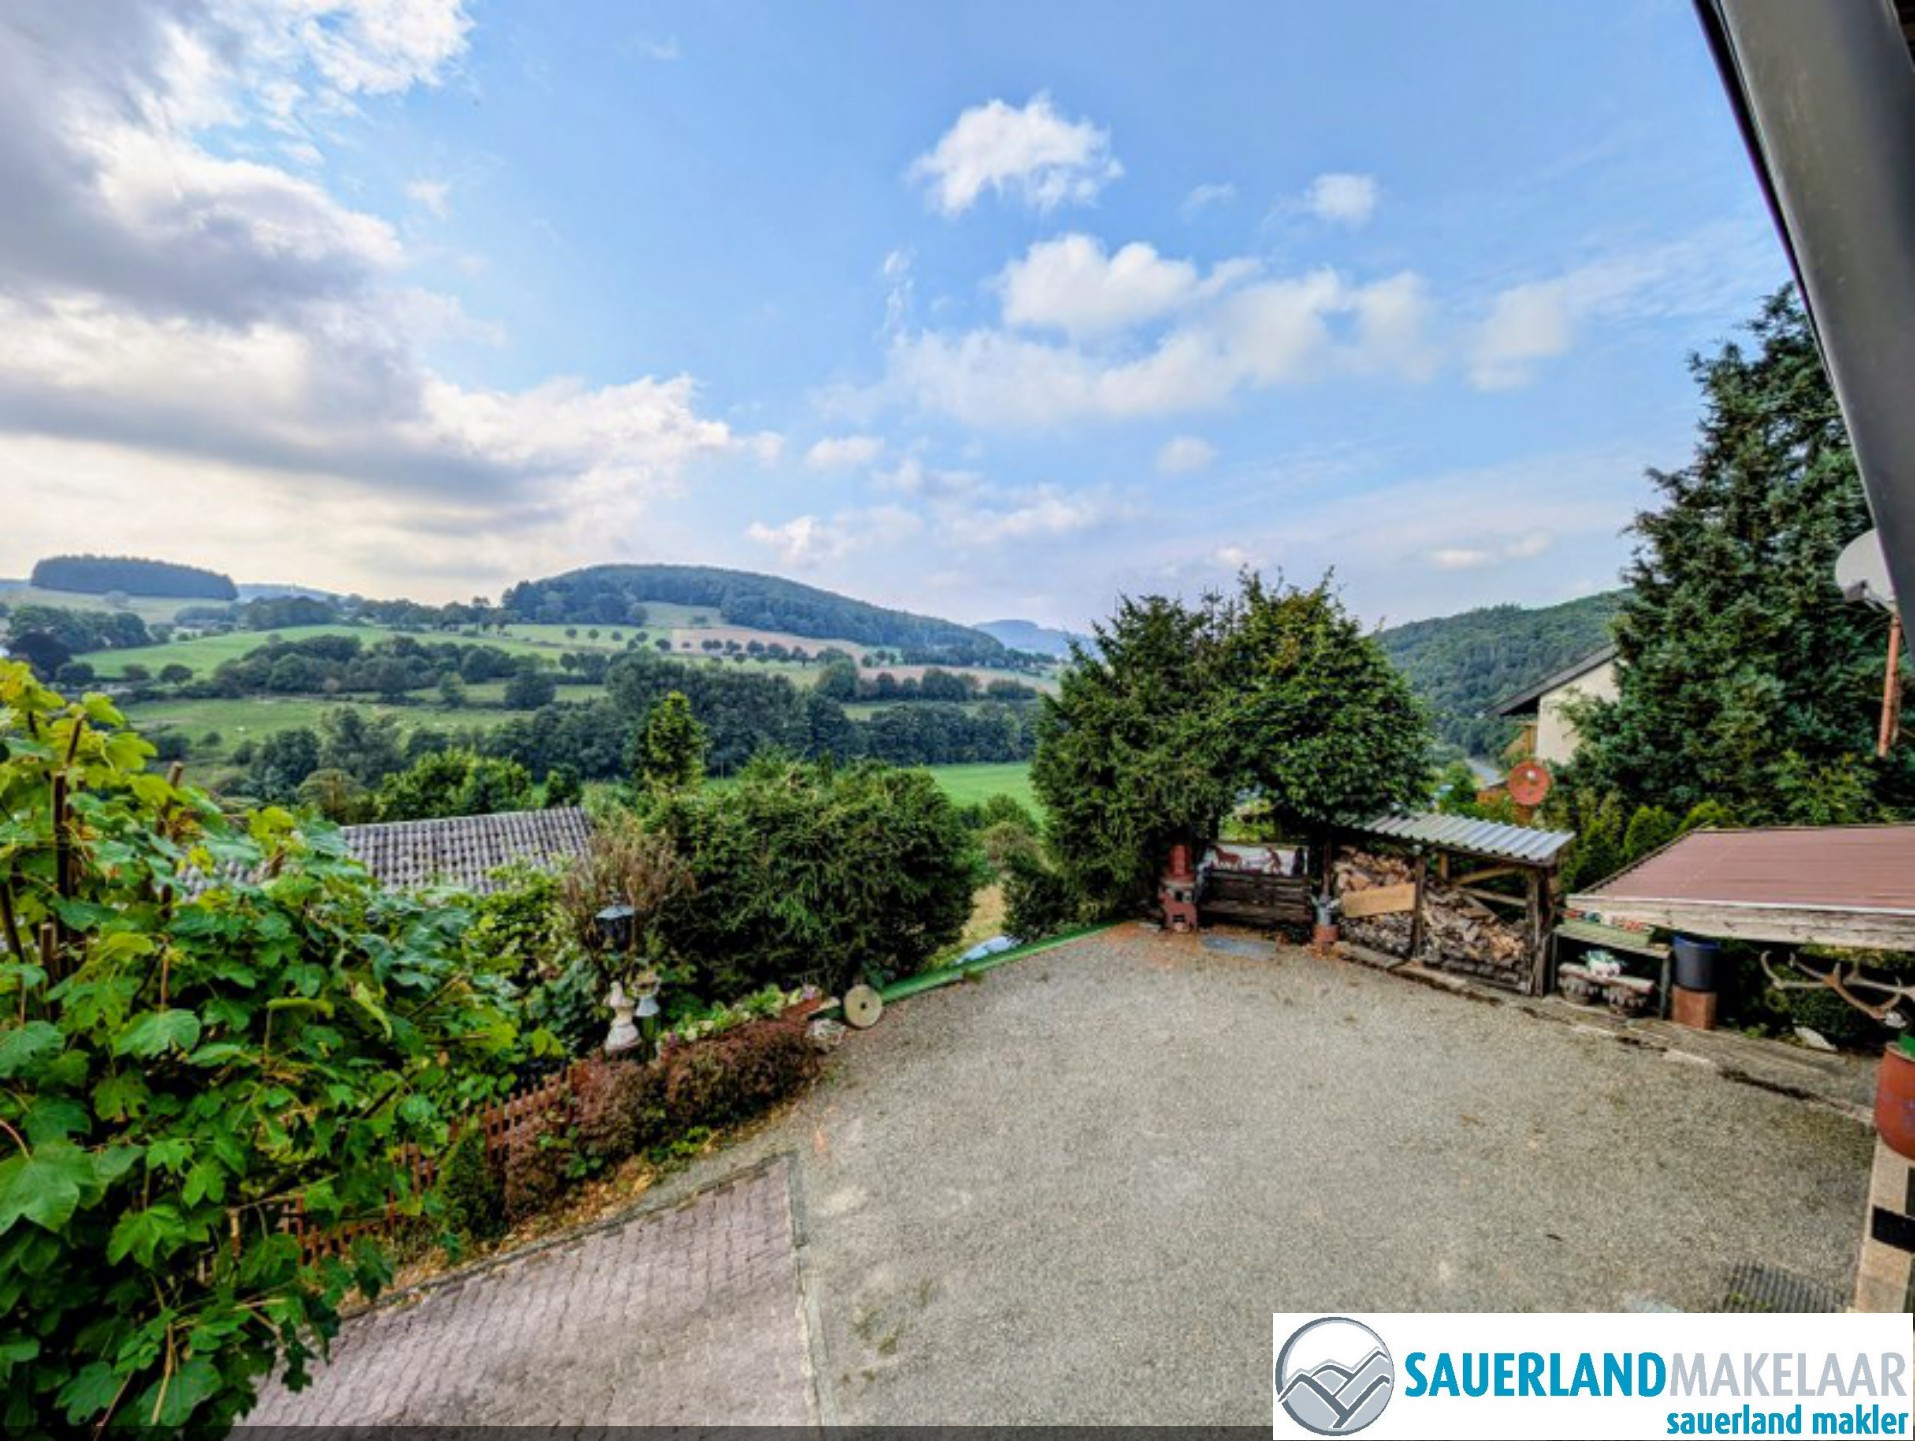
28,553,237,598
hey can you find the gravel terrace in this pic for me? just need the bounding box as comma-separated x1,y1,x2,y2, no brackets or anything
269,923,1876,1426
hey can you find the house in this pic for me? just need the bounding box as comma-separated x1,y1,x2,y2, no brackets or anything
1488,644,1618,767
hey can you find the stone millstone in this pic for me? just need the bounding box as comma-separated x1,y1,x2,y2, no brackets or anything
842,984,884,1029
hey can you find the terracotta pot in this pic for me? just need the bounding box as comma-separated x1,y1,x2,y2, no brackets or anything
1876,1045,1915,1161
1312,923,1339,949
1167,843,1194,882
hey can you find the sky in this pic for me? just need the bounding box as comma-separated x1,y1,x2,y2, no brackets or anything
0,0,1789,631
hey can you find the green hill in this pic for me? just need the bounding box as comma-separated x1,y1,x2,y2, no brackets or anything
503,564,1007,662
1377,590,1625,759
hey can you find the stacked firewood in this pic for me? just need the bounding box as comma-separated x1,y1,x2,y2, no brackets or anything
1334,850,1528,980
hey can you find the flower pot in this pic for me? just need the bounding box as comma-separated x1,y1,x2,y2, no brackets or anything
1671,934,1720,993
1312,923,1339,950
1875,1045,1915,1161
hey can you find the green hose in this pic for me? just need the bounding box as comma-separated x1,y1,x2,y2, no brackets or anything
819,922,1119,1018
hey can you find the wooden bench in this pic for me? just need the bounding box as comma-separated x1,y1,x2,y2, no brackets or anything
1200,869,1315,930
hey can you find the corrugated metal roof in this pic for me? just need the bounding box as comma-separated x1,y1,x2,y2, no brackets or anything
1575,824,1915,916
1352,810,1574,866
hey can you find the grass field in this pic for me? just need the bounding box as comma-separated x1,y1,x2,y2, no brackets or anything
84,625,578,679
584,761,1036,813
0,585,208,624
921,762,1036,812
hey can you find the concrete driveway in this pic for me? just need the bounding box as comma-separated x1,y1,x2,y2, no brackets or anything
267,924,1874,1426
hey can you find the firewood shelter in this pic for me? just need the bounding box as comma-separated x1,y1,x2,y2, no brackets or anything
1331,811,1575,994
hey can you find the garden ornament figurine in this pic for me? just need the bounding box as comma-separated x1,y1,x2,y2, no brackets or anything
604,980,640,1056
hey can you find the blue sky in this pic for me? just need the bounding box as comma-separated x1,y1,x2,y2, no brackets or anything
0,0,1786,629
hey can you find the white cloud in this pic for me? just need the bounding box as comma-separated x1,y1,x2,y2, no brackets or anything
1182,182,1237,217
1429,533,1552,569
875,455,983,498
1350,271,1439,381
943,485,1124,546
887,265,1434,428
804,434,884,469
0,0,776,595
1470,281,1574,390
909,93,1121,217
1467,225,1784,390
1304,172,1379,227
406,177,451,217
1156,436,1217,474
746,505,922,568
997,234,1254,339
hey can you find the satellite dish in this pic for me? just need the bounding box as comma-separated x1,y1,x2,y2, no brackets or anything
842,984,884,1029
1507,760,1553,809
1836,528,1897,610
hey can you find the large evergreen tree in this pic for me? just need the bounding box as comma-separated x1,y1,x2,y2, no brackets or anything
1033,574,1431,912
1229,575,1431,832
1571,290,1912,821
1032,593,1241,910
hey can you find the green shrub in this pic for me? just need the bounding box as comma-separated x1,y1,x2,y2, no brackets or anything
1764,983,1886,1050
521,955,607,1059
1678,799,1738,834
437,1129,506,1243
1621,804,1677,864
659,1016,817,1132
1003,850,1081,940
0,663,519,1433
650,757,981,995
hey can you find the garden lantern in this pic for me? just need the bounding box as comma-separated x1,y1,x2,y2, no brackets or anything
593,903,635,955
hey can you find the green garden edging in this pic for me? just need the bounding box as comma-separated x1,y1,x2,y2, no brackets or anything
820,922,1119,1018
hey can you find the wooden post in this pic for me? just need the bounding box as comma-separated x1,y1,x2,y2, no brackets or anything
1407,848,1429,964
1525,869,1545,996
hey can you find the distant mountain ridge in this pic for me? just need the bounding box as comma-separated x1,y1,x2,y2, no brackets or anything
1377,589,1626,759
975,618,1087,658
504,563,1007,661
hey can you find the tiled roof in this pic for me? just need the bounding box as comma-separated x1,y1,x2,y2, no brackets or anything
339,807,593,894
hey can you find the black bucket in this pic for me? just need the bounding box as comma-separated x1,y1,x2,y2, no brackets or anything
1672,934,1720,993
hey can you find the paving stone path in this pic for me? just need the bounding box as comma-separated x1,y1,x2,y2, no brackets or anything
248,1157,812,1426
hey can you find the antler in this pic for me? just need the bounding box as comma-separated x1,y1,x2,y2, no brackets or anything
1760,949,1915,1024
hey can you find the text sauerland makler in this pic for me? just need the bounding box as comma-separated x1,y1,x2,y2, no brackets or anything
1402,1348,1910,1435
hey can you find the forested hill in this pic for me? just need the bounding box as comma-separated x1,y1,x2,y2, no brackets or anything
29,554,237,600
504,564,1007,661
1377,589,1626,759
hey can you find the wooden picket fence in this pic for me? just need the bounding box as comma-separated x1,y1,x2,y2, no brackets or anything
280,1060,592,1263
